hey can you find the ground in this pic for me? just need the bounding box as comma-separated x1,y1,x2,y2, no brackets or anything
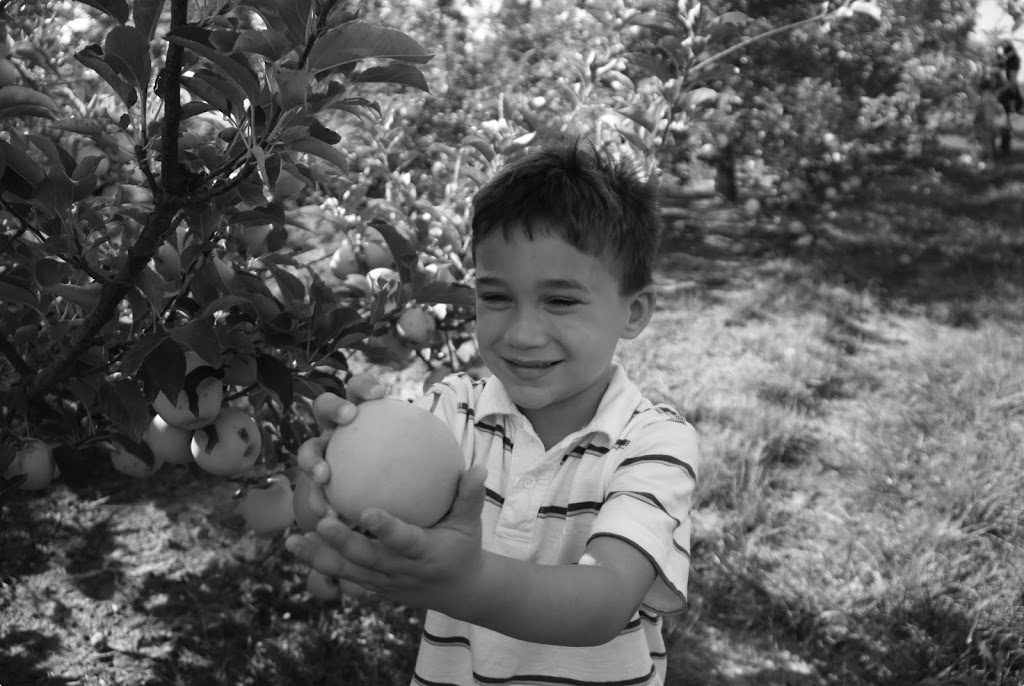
2,131,1023,686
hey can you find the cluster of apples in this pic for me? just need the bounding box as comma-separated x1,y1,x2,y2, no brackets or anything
328,226,445,353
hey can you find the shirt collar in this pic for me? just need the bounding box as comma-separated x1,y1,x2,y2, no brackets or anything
475,364,643,442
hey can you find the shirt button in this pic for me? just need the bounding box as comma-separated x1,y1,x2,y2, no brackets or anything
523,477,536,489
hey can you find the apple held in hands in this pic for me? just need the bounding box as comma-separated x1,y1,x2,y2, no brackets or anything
191,407,262,476
324,398,463,527
292,470,322,533
237,474,294,535
2,439,58,491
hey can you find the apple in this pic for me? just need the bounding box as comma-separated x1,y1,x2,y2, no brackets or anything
76,144,110,176
292,470,323,533
153,352,223,430
107,441,163,478
329,240,360,278
2,439,57,491
362,240,394,269
237,474,294,535
191,406,262,476
324,398,462,527
396,307,437,348
339,273,372,299
143,414,194,465
152,242,181,281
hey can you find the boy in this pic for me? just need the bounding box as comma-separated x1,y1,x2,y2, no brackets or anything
287,142,700,685
976,74,1011,160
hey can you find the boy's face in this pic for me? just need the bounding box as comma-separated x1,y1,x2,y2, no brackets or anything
473,226,654,428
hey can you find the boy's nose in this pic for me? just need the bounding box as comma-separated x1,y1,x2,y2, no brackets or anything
504,309,548,348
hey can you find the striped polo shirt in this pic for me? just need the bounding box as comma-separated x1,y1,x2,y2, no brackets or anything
409,365,700,686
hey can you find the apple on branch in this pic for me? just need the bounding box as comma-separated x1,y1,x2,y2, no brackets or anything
191,407,262,477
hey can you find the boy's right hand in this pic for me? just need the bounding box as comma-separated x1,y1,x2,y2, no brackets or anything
296,372,387,519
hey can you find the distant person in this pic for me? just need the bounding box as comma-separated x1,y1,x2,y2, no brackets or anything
996,41,1022,114
976,75,1011,160
287,141,701,685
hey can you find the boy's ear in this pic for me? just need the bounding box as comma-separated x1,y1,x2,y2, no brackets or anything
622,286,656,340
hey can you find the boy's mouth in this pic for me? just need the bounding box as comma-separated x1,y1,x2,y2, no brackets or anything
506,358,560,369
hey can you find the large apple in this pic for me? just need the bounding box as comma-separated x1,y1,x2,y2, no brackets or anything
2,439,57,491
143,414,194,465
237,474,294,535
0,57,19,87
324,398,462,527
153,352,223,430
362,228,393,269
107,442,163,479
191,407,262,476
396,307,437,348
152,242,181,281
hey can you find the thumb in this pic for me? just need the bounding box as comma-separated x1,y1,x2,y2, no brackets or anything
446,464,487,522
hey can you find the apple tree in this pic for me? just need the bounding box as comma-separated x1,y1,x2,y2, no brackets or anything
0,0,477,503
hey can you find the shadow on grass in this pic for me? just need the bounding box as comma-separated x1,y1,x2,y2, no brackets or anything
133,557,421,686
657,150,1024,324
0,631,73,686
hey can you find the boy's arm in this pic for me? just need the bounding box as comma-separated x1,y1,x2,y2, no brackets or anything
287,469,657,647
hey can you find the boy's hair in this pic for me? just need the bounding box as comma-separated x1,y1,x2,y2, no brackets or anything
470,141,662,294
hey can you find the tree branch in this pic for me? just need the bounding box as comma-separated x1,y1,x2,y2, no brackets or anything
161,0,189,195
26,195,186,401
0,330,32,380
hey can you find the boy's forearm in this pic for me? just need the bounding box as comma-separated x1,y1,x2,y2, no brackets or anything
439,551,638,647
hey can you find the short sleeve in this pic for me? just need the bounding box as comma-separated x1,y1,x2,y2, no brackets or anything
587,414,700,614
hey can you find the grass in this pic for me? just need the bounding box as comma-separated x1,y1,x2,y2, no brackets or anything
3,147,1024,685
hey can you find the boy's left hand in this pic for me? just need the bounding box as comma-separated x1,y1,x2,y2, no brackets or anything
286,464,488,613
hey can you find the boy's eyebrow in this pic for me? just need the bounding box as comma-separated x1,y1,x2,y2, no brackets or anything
476,276,589,291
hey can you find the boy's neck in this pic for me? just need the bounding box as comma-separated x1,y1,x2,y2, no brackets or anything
518,367,615,450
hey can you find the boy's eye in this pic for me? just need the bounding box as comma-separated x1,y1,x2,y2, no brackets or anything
478,293,510,304
546,297,580,308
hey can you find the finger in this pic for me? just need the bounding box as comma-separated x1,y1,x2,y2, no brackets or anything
312,393,357,430
346,372,387,403
297,433,332,483
446,464,488,523
315,517,385,571
338,578,372,599
361,509,427,559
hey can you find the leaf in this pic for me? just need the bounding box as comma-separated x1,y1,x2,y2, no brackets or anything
0,85,60,120
461,134,495,162
121,332,164,375
165,25,261,103
0,140,44,198
269,265,305,303
682,86,719,110
327,97,381,119
351,63,429,92
100,379,151,441
0,280,40,311
142,337,186,402
257,354,293,408
34,257,68,288
75,44,138,107
104,25,151,92
233,29,293,61
135,264,166,309
628,52,672,82
181,73,233,116
275,67,309,110
306,21,433,73
77,0,130,23
369,219,417,283
289,137,348,171
412,281,475,309
169,318,222,366
133,0,166,40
